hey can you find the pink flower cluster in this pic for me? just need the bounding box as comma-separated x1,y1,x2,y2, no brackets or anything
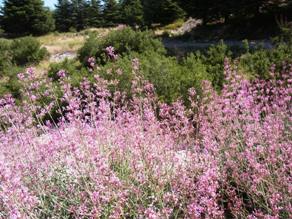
87,57,96,72
0,60,291,218
105,46,118,61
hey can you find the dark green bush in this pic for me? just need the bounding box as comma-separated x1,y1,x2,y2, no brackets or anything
0,39,20,98
78,27,166,65
11,37,48,66
202,41,232,90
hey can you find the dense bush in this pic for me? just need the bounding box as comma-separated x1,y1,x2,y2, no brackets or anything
0,39,13,71
239,42,292,79
0,37,48,97
78,27,166,65
11,37,49,66
54,32,292,105
0,66,22,98
201,41,232,90
94,50,208,103
0,62,290,218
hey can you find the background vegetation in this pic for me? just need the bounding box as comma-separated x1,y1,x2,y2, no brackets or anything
0,0,291,36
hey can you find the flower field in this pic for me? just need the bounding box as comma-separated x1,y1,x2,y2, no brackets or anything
0,60,291,218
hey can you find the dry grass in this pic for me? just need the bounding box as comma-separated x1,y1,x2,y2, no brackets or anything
38,33,85,55
34,28,117,73
154,19,185,36
37,28,113,56
34,59,51,75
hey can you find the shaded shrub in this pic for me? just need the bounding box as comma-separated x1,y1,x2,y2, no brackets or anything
202,41,232,90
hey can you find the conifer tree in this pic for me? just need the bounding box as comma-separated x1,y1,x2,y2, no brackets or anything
85,0,103,27
103,0,121,27
71,0,88,31
159,0,185,24
142,0,184,25
2,0,55,36
121,0,144,26
54,0,73,32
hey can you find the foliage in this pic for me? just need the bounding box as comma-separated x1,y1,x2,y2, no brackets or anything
137,51,207,102
0,37,48,97
0,65,22,98
1,0,55,36
48,59,92,87
142,0,185,25
54,0,103,32
49,50,207,104
103,0,121,27
0,39,12,71
239,41,292,79
202,41,232,90
10,37,49,66
176,0,292,24
54,0,75,32
78,27,166,64
121,0,144,26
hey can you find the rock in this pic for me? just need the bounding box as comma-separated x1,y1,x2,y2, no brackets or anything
171,18,203,36
50,51,77,63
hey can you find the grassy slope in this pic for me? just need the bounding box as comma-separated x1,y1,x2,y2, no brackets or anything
35,28,116,73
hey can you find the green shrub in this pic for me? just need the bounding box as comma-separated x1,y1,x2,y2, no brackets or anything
53,49,209,104
202,41,232,90
239,43,292,79
0,39,21,98
139,51,207,103
48,59,81,81
0,39,13,71
11,36,48,66
99,50,208,103
48,59,93,87
0,65,22,98
78,27,166,65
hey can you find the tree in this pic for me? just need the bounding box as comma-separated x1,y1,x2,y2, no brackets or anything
121,0,144,26
54,0,103,31
159,0,185,24
142,0,185,25
141,0,160,25
54,0,74,32
1,0,55,36
85,0,103,27
70,0,89,31
103,0,121,26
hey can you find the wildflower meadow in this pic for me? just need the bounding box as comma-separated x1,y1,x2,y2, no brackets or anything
0,58,291,218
